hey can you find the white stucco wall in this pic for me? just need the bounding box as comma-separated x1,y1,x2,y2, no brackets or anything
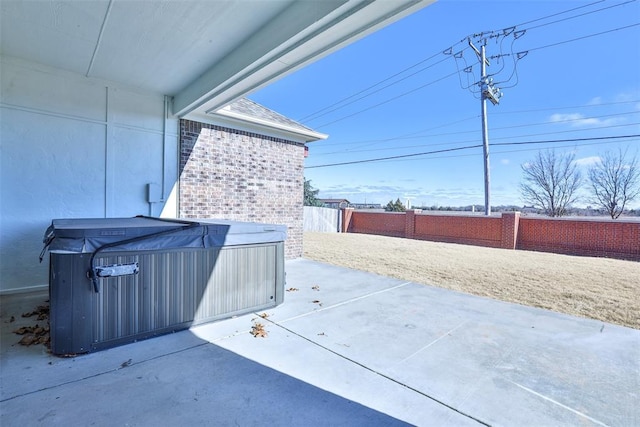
0,56,179,293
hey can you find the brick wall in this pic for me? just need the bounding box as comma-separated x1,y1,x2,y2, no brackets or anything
414,214,503,248
343,209,639,261
517,217,640,260
349,211,405,237
179,119,305,259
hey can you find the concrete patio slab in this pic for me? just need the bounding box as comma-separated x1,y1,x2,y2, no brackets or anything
1,258,638,426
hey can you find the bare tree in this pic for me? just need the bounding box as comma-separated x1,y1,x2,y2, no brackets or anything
588,148,640,219
520,149,581,217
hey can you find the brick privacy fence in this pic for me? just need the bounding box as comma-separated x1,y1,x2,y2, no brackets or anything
342,209,640,261
179,119,305,259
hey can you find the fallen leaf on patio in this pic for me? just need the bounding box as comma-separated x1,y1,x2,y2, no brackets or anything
250,322,268,338
312,300,321,304
21,304,49,318
9,316,15,323
258,312,269,319
317,332,326,336
57,353,78,359
120,359,132,368
13,302,50,348
312,285,320,291
19,335,37,346
59,353,77,358
286,287,299,292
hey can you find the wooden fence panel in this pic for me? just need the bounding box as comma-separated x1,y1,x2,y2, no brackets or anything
304,206,340,232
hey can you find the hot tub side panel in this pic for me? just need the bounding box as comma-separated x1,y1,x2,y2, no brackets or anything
49,242,284,355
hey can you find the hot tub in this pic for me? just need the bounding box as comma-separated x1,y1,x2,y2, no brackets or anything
42,216,286,355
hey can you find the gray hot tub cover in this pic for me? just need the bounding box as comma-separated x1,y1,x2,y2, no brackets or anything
43,216,287,254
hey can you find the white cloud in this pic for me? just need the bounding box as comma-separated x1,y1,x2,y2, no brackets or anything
319,183,489,206
615,90,640,103
549,113,581,122
587,96,602,106
549,112,619,127
550,113,595,124
575,156,601,167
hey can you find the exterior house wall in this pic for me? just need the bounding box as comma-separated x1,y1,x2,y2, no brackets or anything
179,119,305,259
0,56,179,293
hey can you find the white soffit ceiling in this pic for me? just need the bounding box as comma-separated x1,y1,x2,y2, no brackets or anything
0,0,435,117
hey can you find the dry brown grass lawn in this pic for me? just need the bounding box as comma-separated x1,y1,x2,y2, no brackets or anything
303,232,640,329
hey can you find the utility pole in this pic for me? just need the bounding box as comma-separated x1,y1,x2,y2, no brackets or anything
469,39,502,216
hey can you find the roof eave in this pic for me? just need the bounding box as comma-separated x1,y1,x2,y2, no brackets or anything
174,0,435,117
185,110,328,143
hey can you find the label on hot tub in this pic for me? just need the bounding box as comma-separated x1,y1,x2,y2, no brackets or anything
95,263,139,278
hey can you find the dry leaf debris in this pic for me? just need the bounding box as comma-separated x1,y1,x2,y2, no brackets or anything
286,287,299,292
22,304,50,321
250,322,268,338
13,303,50,348
312,285,320,291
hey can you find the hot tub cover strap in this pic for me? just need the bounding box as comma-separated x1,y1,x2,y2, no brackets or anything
87,216,201,292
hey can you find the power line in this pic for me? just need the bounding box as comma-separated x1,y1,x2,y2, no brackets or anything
454,1,638,87
512,0,606,28
301,55,453,124
306,134,640,169
296,1,627,126
451,1,639,99
307,144,482,169
315,71,458,129
317,115,478,147
297,51,460,123
494,134,639,146
527,22,640,52
519,0,636,31
297,52,468,123
314,122,640,156
492,138,640,155
296,0,640,128
311,20,639,130
462,0,611,40
314,100,640,148
376,137,639,165
313,110,640,155
493,100,640,115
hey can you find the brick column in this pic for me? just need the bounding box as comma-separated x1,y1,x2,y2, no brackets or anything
341,208,354,232
405,209,421,239
501,212,520,249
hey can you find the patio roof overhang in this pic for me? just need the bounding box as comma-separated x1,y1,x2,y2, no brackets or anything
0,0,436,118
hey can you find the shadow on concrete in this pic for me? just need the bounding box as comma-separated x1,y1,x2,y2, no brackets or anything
0,291,408,426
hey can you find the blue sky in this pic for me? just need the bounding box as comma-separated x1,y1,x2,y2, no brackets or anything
251,0,640,209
